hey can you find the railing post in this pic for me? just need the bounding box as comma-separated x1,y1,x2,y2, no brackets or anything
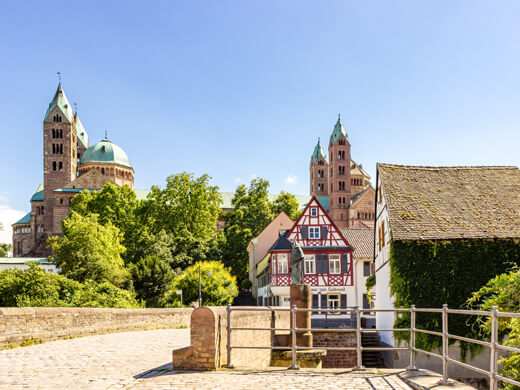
354,306,365,370
439,304,450,384
407,305,417,371
288,305,300,370
225,304,234,368
489,306,498,390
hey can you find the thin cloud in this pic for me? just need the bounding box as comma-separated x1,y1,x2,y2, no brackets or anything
0,204,26,246
285,175,298,185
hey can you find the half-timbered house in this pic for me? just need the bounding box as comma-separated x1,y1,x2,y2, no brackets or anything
258,196,362,310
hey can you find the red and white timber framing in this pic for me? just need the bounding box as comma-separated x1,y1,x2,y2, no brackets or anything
269,196,354,298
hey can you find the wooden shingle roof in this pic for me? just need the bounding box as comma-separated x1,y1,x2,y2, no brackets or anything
378,164,520,241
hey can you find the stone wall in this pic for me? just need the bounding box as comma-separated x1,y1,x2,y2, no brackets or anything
313,330,357,368
173,306,290,370
0,307,193,349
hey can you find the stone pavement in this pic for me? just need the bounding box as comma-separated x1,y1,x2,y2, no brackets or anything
0,328,413,389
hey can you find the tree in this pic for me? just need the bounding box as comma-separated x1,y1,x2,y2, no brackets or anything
0,243,11,257
130,256,176,307
0,264,141,308
145,172,222,268
467,267,520,389
271,191,300,221
221,178,275,280
49,212,129,287
172,261,238,306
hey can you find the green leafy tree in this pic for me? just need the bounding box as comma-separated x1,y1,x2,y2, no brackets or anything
0,243,11,257
0,264,141,308
130,256,176,307
49,212,129,287
145,172,222,268
468,267,520,388
221,178,274,280
271,191,300,221
172,261,238,306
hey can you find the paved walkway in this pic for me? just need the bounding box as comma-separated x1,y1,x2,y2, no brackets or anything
0,329,412,389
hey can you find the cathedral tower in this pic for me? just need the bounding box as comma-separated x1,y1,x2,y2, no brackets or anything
309,138,329,197
43,83,78,235
328,115,351,228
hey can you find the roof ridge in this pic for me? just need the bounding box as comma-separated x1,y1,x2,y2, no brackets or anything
378,163,519,170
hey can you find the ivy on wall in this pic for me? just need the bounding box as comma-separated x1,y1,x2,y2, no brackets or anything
389,238,520,356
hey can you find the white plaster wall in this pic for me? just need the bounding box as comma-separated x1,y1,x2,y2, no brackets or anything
0,263,58,272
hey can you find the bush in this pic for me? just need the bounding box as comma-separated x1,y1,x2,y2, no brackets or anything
0,264,142,308
172,261,237,306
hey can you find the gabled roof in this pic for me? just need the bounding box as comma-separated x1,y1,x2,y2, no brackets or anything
350,185,374,206
219,192,329,211
44,83,74,122
340,228,374,259
330,115,348,145
378,164,520,241
13,212,31,225
351,161,371,179
311,139,327,163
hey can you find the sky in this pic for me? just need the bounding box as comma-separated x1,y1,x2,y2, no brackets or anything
1,1,520,244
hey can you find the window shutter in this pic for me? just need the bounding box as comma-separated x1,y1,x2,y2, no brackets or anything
363,261,371,277
341,253,349,274
321,226,328,239
341,294,347,308
363,294,370,309
320,294,327,309
317,254,329,274
301,226,308,239
312,294,319,308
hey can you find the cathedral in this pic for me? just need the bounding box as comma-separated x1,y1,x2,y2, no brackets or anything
12,83,374,257
309,116,375,229
12,83,134,257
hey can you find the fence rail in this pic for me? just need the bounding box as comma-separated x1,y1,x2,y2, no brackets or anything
225,304,520,389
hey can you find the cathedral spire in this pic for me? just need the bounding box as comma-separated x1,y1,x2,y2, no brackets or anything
330,114,348,145
311,137,327,163
44,81,74,122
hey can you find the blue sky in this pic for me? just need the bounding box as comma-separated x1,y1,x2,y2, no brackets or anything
1,1,520,243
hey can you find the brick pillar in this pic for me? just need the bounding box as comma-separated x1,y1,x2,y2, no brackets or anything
290,284,313,347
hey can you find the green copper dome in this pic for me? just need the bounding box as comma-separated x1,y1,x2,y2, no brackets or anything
311,138,327,163
330,114,348,145
80,138,132,167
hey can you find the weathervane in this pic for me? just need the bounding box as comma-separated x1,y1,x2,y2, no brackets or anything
74,103,77,113
105,130,108,140
57,72,61,82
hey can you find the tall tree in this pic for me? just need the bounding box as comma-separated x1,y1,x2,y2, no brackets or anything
129,255,176,307
49,212,129,287
271,191,301,221
145,172,222,268
221,178,275,280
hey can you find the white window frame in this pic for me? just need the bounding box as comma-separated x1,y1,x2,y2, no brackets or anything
329,254,341,274
309,226,320,239
310,207,317,217
328,294,340,311
304,255,315,274
277,253,288,274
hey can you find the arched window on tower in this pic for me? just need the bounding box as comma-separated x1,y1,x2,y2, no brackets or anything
101,168,105,175
58,162,63,171
60,129,63,138
59,144,63,154
52,161,57,171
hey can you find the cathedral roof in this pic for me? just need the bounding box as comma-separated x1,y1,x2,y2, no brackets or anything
80,137,132,168
13,212,31,225
44,83,74,122
30,184,44,202
378,164,520,241
311,139,327,163
330,115,348,145
74,113,89,150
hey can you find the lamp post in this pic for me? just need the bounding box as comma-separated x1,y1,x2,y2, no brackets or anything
198,264,213,307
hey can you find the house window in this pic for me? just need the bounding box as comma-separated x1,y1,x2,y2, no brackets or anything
363,261,371,277
277,253,288,274
329,255,341,274
328,294,339,311
309,227,320,239
304,255,315,274
310,208,317,217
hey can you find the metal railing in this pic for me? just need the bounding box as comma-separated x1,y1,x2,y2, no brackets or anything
225,304,520,389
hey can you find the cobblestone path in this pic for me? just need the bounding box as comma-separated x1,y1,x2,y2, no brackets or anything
0,329,411,389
